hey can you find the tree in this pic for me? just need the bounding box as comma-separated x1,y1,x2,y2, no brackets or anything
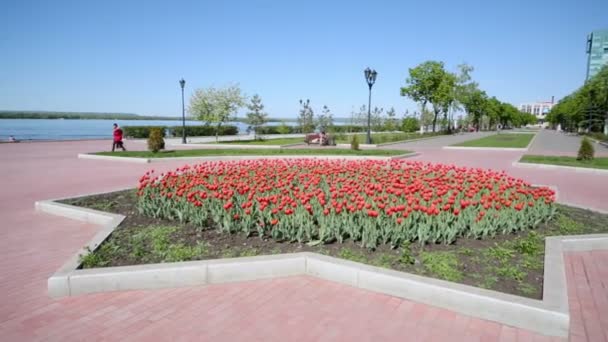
316,105,334,132
245,94,268,139
370,107,384,131
400,61,449,132
432,71,457,132
189,85,245,142
460,89,488,131
384,107,399,131
298,99,315,133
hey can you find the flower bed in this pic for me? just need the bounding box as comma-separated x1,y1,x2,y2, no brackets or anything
137,160,555,248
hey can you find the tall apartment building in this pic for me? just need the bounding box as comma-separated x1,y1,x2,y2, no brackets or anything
586,29,608,81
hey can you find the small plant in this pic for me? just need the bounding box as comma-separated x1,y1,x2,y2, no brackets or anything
513,232,543,256
372,254,398,268
517,282,537,296
399,241,415,265
350,134,360,151
485,245,515,264
496,265,526,281
555,214,584,235
420,251,463,281
338,248,367,263
147,127,165,153
577,137,594,161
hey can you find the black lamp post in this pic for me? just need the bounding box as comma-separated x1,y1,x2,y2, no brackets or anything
364,67,377,144
179,78,186,144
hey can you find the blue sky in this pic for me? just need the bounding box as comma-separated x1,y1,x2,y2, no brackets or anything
1,0,606,119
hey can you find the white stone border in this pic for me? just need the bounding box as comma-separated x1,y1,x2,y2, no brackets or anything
443,132,537,152
77,153,419,164
513,160,608,175
170,143,307,149
37,188,608,337
334,134,447,149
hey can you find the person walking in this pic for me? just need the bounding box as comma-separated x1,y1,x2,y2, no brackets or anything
112,123,126,152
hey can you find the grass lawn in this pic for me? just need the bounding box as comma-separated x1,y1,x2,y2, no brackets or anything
208,137,304,145
94,148,409,158
62,189,608,300
334,132,444,144
454,133,535,148
520,155,608,170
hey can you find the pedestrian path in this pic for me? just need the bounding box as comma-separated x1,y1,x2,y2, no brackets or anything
526,129,608,157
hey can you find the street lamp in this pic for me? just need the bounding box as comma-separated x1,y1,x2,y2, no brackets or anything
364,67,377,144
179,78,186,144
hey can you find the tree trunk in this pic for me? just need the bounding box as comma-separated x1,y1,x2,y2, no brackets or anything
216,123,221,143
432,108,440,133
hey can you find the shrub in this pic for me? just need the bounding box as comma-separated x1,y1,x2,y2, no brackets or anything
350,134,360,150
402,117,420,133
123,126,166,139
577,137,594,161
148,127,165,153
170,125,238,137
276,122,292,135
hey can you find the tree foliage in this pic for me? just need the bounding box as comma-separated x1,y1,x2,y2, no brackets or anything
547,65,608,132
400,61,449,132
189,85,245,141
384,107,399,131
298,99,315,133
316,105,334,132
245,94,268,139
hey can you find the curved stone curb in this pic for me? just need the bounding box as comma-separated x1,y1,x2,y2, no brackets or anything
178,144,284,149
36,190,608,337
78,153,150,163
512,160,608,175
77,153,417,164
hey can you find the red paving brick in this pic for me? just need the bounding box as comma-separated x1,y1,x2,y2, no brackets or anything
0,139,606,341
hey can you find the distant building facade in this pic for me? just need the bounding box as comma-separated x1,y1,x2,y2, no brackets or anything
519,100,554,126
586,29,608,81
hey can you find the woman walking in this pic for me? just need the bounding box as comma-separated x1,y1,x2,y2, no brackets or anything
112,123,127,152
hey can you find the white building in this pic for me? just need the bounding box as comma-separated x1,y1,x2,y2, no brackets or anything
519,100,554,126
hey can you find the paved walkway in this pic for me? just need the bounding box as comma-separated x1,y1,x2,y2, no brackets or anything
527,129,608,157
1,139,607,341
387,131,494,149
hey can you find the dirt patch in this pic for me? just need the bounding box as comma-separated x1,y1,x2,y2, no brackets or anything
61,190,608,299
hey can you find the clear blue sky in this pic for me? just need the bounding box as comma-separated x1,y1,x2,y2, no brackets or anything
1,0,606,119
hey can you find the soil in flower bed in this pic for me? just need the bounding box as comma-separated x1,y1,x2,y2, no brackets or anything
61,189,608,300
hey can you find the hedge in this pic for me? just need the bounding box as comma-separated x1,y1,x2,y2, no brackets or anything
123,125,239,138
170,125,238,137
255,125,372,134
123,126,167,139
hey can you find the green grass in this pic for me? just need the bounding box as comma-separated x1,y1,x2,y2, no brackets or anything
209,138,305,145
334,132,444,144
94,148,410,158
520,155,608,170
453,133,535,148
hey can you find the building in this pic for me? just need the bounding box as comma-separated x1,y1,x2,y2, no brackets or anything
519,100,554,126
586,29,608,81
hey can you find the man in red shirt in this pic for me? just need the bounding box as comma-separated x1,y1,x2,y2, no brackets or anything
112,123,127,152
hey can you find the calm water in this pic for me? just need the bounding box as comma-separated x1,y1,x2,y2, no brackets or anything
0,119,252,141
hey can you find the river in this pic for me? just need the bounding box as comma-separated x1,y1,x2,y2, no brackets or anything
0,119,253,141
